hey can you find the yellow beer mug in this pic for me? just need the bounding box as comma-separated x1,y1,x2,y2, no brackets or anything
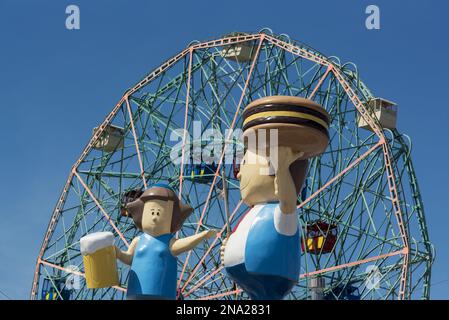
80,232,119,289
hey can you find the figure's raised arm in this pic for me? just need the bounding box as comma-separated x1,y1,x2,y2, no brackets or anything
274,146,304,214
170,230,217,256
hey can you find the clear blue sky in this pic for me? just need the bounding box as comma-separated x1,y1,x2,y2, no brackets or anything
0,0,448,299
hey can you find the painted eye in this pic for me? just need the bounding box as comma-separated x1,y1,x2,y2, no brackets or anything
157,212,160,216
151,212,154,215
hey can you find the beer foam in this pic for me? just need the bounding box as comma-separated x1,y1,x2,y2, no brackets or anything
80,232,115,255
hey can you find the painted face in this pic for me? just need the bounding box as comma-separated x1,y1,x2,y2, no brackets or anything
141,199,173,237
238,149,277,206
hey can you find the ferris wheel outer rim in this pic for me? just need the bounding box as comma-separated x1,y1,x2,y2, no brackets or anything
30,32,414,300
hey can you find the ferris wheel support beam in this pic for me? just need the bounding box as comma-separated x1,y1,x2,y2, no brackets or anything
178,48,194,197
299,248,406,279
177,35,266,293
308,64,333,100
125,97,147,189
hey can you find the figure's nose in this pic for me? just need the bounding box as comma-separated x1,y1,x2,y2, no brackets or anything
237,172,242,180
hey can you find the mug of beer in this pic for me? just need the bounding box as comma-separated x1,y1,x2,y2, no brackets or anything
80,231,119,289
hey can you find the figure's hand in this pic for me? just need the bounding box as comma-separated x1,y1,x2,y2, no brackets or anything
273,146,303,197
274,146,304,173
171,230,219,256
114,246,121,259
220,237,228,267
114,245,127,263
202,229,218,239
272,146,303,213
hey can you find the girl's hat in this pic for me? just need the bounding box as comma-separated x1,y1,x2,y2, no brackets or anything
140,183,176,202
125,184,193,232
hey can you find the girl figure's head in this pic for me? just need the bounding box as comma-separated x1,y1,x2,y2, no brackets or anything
123,184,193,237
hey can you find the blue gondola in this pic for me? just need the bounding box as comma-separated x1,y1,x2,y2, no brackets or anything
41,278,72,300
325,284,360,300
184,161,218,183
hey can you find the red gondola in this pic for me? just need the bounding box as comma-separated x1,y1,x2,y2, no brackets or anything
301,220,337,254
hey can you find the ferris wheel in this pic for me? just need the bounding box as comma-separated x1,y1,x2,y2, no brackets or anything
30,29,433,300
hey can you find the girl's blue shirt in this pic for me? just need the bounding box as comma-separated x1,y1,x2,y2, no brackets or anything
127,232,177,299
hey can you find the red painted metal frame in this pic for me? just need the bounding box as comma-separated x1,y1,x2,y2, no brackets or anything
178,48,194,198
125,97,147,190
31,32,410,300
308,64,333,100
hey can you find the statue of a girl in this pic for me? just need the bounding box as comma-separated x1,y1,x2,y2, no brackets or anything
117,184,216,299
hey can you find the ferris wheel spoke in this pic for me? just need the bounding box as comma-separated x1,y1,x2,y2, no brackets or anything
308,65,333,100
178,48,194,197
300,249,404,279
123,98,146,188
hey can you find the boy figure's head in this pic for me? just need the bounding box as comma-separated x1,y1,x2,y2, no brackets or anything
237,149,308,206
123,185,193,237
